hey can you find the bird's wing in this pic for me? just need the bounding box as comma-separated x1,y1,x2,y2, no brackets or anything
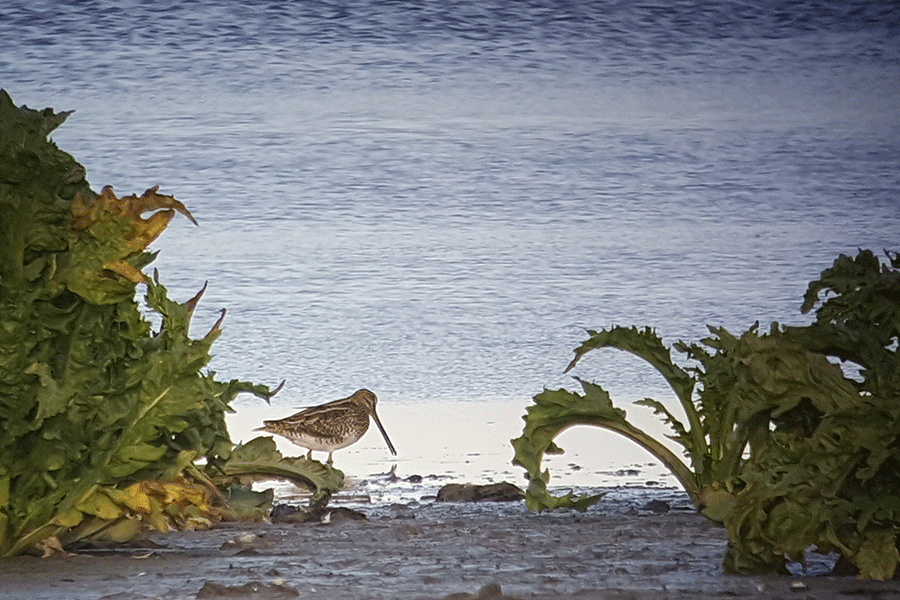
278,400,358,437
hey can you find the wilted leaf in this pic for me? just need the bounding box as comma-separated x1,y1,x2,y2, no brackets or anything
62,185,197,305
105,483,153,514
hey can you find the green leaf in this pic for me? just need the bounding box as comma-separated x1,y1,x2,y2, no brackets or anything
221,436,344,495
512,374,700,512
217,483,274,522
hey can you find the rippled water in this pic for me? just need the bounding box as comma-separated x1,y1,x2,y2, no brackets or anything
3,0,899,490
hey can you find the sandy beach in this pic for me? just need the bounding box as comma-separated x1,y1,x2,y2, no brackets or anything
3,486,899,600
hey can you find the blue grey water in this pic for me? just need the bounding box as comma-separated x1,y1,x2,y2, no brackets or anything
3,1,899,488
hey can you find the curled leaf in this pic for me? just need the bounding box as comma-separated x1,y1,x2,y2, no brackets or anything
63,185,197,304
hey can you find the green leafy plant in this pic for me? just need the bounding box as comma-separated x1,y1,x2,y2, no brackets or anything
512,249,900,579
511,325,750,519
0,90,342,555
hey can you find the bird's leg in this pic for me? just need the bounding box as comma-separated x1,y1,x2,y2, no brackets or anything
306,449,312,460
327,451,334,465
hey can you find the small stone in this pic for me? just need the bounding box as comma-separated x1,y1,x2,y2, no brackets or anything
436,482,523,503
270,503,302,522
477,583,503,598
324,507,368,522
642,500,670,513
436,484,477,502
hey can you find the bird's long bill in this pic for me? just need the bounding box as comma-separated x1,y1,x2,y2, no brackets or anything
371,409,397,456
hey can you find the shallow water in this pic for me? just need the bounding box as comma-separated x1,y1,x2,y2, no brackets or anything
226,399,680,504
3,0,899,492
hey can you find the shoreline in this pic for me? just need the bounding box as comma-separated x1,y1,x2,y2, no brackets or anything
3,487,900,600
226,398,684,505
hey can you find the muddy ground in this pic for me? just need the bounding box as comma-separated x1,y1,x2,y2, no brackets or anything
2,488,899,600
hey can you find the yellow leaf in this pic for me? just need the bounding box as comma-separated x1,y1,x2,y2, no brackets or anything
102,259,149,284
71,185,196,236
160,479,210,508
64,185,197,303
77,491,124,520
99,517,143,543
146,497,169,533
105,483,153,514
0,474,8,507
49,507,84,528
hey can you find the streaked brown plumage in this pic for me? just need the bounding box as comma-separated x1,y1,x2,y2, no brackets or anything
256,389,396,464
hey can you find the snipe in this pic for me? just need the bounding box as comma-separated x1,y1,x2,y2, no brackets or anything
257,388,396,464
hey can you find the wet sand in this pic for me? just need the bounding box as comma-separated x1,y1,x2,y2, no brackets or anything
2,488,899,600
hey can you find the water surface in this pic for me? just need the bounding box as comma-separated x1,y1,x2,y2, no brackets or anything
3,0,899,494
